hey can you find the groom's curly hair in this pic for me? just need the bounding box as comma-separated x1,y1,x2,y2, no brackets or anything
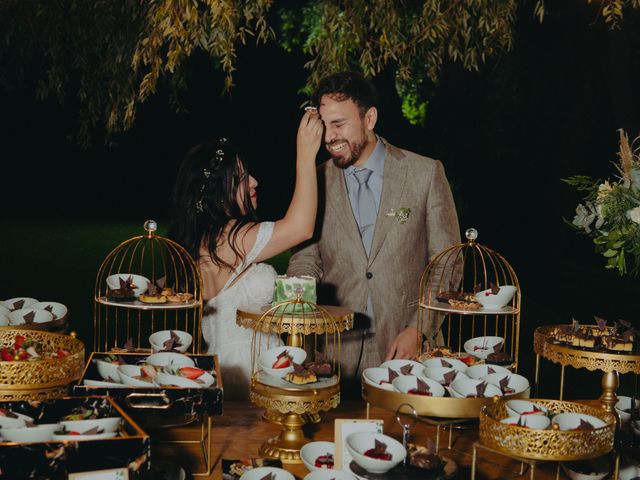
312,71,378,117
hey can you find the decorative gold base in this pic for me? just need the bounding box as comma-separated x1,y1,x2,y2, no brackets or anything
0,386,69,402
258,422,309,464
303,412,321,424
262,409,284,424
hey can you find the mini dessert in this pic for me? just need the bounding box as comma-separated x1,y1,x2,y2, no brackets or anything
379,368,399,386
408,378,433,396
166,292,194,303
272,350,293,369
108,276,137,301
314,453,334,469
435,290,464,303
440,369,459,386
139,281,167,303
466,381,489,398
162,330,184,351
428,347,453,357
447,294,481,310
408,440,442,472
304,350,333,378
521,405,545,415
272,275,317,309
364,439,392,461
498,376,515,395
605,336,634,352
285,362,317,385
485,351,513,366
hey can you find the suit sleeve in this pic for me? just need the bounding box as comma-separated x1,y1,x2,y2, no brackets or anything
286,239,324,281
407,160,460,334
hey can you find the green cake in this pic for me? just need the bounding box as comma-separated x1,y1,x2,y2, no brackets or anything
272,275,317,312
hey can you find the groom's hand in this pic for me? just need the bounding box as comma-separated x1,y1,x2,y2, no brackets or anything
385,326,419,360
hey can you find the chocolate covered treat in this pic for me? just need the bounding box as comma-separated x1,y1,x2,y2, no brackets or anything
486,351,513,366
108,276,137,301
285,362,317,385
304,350,333,378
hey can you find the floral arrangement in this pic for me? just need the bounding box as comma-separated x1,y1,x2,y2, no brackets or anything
564,129,640,275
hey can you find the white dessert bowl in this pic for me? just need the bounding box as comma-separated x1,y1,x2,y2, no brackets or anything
345,432,406,474
500,415,551,430
552,413,606,431
149,330,193,353
117,365,156,387
464,336,505,359
145,352,195,368
52,431,118,442
420,357,468,373
379,359,425,376
9,308,54,326
474,285,517,308
155,371,204,388
422,367,469,386
505,399,548,417
259,346,307,378
300,440,335,472
1,423,59,442
615,396,639,423
484,372,530,395
0,416,27,429
392,375,445,397
2,297,38,311
466,364,511,380
560,457,610,480
106,273,150,296
94,358,124,382
449,378,502,398
631,419,640,437
60,417,122,434
239,467,295,480
362,367,396,391
30,301,68,320
304,471,356,480
0,312,8,326
620,460,640,480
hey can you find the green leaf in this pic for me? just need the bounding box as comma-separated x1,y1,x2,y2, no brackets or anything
603,249,618,258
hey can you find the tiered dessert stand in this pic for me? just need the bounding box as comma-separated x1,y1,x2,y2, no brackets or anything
246,298,352,463
534,325,640,421
362,228,523,450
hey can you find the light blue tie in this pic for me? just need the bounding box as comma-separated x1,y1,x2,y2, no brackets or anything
353,168,376,255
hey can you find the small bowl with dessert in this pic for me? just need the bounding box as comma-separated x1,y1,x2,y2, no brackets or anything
145,351,196,368
362,367,398,391
345,432,406,474
505,399,549,417
466,363,510,379
406,441,448,475
117,364,156,387
106,273,150,298
300,441,335,472
149,330,193,353
421,356,468,373
484,372,530,396
464,336,504,360
379,359,425,376
422,367,469,386
30,301,68,321
259,346,307,378
474,284,517,309
560,457,610,480
155,366,214,388
239,466,295,480
500,415,551,430
552,413,606,431
8,308,54,326
615,396,639,423
94,354,125,382
392,375,446,397
1,423,60,442
449,378,502,398
2,297,38,311
303,470,356,480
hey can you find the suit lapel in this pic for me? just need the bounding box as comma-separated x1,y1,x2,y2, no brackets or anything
325,164,368,257
368,144,408,266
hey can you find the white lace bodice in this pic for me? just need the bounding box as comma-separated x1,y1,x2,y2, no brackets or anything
202,222,279,398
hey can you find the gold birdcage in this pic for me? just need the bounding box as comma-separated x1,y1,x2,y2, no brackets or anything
93,220,203,353
418,227,521,370
247,298,351,464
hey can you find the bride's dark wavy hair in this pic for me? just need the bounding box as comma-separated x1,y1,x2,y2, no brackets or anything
168,138,257,270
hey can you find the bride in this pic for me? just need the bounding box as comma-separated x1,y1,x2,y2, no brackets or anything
169,111,323,399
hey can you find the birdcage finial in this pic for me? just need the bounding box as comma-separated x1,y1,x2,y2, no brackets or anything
144,219,158,238
465,227,478,244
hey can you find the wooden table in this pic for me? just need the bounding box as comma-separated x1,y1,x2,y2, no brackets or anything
154,400,588,479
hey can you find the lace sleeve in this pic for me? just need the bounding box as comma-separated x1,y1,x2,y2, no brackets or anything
242,221,274,266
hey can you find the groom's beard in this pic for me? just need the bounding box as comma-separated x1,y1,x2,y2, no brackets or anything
327,131,369,169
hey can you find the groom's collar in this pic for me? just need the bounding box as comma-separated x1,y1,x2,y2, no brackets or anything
345,136,386,177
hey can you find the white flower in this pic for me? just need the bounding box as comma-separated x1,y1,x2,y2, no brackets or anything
597,180,613,200
572,202,596,233
627,206,640,225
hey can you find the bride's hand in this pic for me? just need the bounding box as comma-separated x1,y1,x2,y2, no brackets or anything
297,109,323,161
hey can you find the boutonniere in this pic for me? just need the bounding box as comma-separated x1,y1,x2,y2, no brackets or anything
385,207,411,224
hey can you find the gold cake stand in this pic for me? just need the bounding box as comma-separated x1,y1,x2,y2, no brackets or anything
534,325,640,421
238,304,353,425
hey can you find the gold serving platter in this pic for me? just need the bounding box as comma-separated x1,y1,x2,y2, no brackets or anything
237,304,353,335
362,379,529,419
480,398,615,461
0,329,85,400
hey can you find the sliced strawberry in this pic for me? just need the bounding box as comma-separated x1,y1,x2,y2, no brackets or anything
141,364,157,379
1,349,14,361
14,335,26,349
272,351,292,369
179,366,205,380
57,350,70,358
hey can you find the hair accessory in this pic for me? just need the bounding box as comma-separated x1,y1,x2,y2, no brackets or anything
203,168,211,178
195,199,204,213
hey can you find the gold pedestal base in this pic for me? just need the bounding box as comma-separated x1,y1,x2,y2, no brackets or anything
258,414,309,464
262,409,284,424
303,412,321,424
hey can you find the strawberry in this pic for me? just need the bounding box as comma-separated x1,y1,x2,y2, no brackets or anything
179,366,205,380
14,335,26,349
57,350,69,358
141,364,157,379
1,349,14,361
272,350,292,369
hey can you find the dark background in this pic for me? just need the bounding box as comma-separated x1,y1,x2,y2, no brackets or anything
1,1,640,400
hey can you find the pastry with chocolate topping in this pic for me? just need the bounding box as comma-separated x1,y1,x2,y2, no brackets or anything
304,350,333,378
485,351,513,366
285,362,317,385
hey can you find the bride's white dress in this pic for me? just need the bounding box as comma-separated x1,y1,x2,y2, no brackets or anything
202,222,281,399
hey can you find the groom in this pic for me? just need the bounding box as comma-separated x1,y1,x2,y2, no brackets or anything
287,71,460,391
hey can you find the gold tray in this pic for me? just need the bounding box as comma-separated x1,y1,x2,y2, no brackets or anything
362,378,529,419
0,329,85,401
250,378,340,415
480,398,615,461
534,325,640,374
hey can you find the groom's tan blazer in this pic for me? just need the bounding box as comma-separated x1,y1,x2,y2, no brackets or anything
287,138,460,379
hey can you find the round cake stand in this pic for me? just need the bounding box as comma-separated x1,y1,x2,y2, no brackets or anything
250,379,340,463
534,325,640,424
238,304,353,425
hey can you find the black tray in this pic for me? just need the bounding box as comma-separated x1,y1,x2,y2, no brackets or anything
0,396,150,480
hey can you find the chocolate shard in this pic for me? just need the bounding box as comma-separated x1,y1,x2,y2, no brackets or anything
146,280,159,296
156,275,167,289
499,375,511,391
23,310,36,324
487,367,496,374
374,438,388,454
442,369,458,385
314,349,327,363
474,283,484,294
490,282,501,295
440,359,453,368
594,316,607,330
12,299,25,310
618,319,632,329
124,337,135,352
400,364,414,375
259,473,274,480
81,426,102,435
492,341,504,353
416,377,431,394
162,330,183,351
388,368,399,383
476,381,488,397
623,329,635,341
571,318,580,332
575,418,594,430
0,408,18,419
292,362,306,374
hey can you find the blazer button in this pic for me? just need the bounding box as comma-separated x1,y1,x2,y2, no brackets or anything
366,272,373,279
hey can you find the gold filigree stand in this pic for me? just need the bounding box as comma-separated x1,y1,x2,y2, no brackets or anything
250,380,340,463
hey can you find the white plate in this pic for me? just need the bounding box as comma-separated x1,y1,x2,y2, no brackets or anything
255,371,339,391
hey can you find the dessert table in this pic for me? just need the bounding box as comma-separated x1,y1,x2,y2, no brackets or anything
154,400,601,479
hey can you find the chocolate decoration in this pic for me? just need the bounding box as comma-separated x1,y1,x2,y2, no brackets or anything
440,359,452,368
400,364,413,375
12,299,25,310
490,282,501,295
23,310,36,324
388,368,399,383
492,341,504,353
575,418,594,430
